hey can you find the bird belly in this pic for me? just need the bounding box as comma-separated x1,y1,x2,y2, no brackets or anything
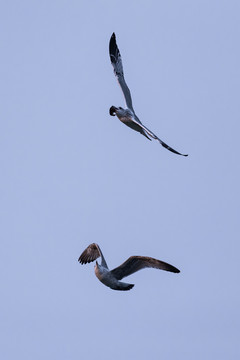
95,266,133,290
116,113,143,133
95,266,115,288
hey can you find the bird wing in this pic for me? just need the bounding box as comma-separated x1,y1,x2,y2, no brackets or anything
110,256,180,280
78,243,101,264
129,116,188,156
109,33,134,112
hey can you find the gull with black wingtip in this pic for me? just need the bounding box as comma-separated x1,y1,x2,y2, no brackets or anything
109,32,188,156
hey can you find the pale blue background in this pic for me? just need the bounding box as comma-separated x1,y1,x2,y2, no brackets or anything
1,1,239,359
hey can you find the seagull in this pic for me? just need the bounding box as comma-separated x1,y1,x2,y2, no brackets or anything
78,243,180,291
109,32,188,156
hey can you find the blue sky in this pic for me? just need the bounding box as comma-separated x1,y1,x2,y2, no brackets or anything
1,1,239,359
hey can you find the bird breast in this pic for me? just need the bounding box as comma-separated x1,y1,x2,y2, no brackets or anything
116,108,133,121
94,264,118,288
94,264,110,280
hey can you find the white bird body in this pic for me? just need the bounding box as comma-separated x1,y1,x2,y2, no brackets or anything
115,108,134,124
109,32,188,156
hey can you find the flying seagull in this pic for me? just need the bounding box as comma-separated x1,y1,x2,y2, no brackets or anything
78,243,180,291
109,32,188,156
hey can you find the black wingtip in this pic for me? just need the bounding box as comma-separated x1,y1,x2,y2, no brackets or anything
109,32,118,60
110,32,116,45
167,263,181,273
172,266,180,273
78,256,84,264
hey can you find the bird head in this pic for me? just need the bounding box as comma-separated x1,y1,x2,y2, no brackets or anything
109,106,117,116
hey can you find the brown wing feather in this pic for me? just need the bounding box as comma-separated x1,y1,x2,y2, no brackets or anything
78,243,101,264
111,256,180,280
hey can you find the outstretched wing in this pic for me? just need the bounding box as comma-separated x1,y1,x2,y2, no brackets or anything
78,243,101,264
130,117,188,156
111,256,180,280
109,33,134,112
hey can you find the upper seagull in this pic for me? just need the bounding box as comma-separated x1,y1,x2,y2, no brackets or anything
78,243,180,291
109,32,188,156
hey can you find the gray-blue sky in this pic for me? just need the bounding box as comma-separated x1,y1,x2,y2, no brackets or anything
1,1,239,359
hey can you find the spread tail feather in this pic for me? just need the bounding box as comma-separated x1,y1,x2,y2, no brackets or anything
111,282,135,291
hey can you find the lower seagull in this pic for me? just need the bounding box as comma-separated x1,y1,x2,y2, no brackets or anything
78,243,180,291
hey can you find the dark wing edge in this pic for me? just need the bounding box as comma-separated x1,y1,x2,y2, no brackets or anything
111,256,180,280
78,243,101,264
109,33,121,74
130,117,188,156
109,33,134,112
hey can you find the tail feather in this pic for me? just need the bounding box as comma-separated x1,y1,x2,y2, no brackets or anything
111,282,135,291
122,283,134,291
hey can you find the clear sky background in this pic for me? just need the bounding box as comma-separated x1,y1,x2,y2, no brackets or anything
1,1,239,359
